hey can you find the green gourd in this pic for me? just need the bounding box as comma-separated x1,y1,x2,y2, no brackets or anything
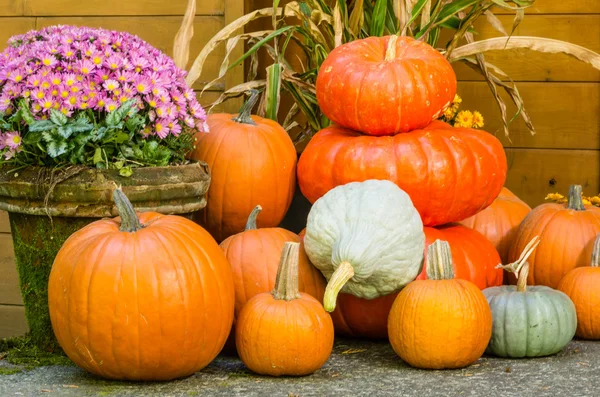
483,236,577,358
303,179,425,312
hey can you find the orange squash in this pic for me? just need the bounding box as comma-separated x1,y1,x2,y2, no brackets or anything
48,188,234,381
388,240,492,369
509,185,600,288
190,90,297,242
236,242,334,376
459,187,531,264
558,234,600,339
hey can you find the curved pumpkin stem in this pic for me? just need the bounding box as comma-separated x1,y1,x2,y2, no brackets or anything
245,205,262,230
592,234,600,268
567,185,585,211
385,35,399,61
323,261,354,312
232,89,260,125
426,240,455,280
496,235,541,284
113,187,143,233
517,263,530,292
272,242,301,301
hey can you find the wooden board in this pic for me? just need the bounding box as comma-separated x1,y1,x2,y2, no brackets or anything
32,16,227,90
0,0,24,16
505,148,600,207
0,17,37,48
0,305,28,339
0,211,9,233
456,81,600,150
493,0,600,14
451,15,600,82
196,90,239,114
0,234,21,306
24,0,225,16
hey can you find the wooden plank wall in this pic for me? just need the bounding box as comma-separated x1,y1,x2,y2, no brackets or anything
0,0,244,339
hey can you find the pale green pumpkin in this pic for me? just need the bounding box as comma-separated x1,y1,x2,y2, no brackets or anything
483,236,577,358
303,179,425,312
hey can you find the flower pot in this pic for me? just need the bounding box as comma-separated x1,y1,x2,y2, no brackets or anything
0,162,210,352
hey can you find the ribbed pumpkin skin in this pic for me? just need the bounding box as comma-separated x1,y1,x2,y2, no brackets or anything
418,225,503,289
508,204,600,288
558,268,600,339
459,187,531,263
330,293,398,339
236,293,334,376
316,36,456,136
297,121,507,226
220,228,326,318
483,286,577,357
190,113,297,242
48,213,235,381
388,279,492,369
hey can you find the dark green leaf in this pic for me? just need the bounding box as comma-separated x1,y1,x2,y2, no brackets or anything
22,131,42,145
115,132,130,144
29,120,57,132
57,126,74,139
227,26,296,73
369,0,387,37
50,109,68,126
47,140,68,158
18,100,35,125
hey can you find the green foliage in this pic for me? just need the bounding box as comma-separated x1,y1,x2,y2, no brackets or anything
195,0,539,146
0,335,73,369
0,99,195,173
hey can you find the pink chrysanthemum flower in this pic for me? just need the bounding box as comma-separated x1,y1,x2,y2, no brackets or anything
4,131,21,149
0,25,207,142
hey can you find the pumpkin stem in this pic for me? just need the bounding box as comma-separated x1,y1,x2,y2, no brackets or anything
496,236,540,283
384,35,399,61
245,205,262,230
567,185,585,211
591,234,600,268
232,89,260,125
323,261,355,312
426,240,455,280
517,263,530,293
271,242,302,301
113,187,143,233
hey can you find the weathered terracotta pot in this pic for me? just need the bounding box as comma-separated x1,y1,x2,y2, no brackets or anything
0,162,210,351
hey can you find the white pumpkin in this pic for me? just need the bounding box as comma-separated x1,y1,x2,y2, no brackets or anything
304,179,425,311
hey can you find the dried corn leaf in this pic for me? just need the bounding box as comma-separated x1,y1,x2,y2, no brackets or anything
173,0,196,70
448,37,600,71
484,10,507,36
207,80,266,113
333,1,344,48
349,0,365,37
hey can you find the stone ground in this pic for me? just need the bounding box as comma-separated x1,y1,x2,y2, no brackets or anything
1,338,600,397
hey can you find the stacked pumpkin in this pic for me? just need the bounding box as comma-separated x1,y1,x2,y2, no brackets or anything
298,35,508,340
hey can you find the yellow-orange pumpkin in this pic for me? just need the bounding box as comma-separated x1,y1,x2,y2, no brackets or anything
48,188,234,381
558,234,600,339
388,240,492,369
236,242,334,376
189,90,297,242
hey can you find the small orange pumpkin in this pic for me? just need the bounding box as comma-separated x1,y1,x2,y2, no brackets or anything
458,187,531,264
388,240,492,369
236,242,334,376
558,234,600,339
48,188,234,381
190,90,297,242
509,185,600,288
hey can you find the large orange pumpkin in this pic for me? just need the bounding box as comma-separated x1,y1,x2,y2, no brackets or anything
326,224,501,339
316,35,456,136
297,121,507,226
557,234,600,340
508,185,600,288
189,90,297,242
48,188,234,381
236,242,334,376
459,187,531,263
388,240,492,369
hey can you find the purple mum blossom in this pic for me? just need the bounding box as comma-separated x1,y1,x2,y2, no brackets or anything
0,25,207,138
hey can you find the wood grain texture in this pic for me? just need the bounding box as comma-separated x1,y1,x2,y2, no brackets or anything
0,211,9,233
0,234,21,306
24,0,224,16
32,16,226,90
457,81,600,150
0,17,36,48
452,15,600,82
0,0,24,16
0,305,28,339
505,148,600,208
493,0,600,14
